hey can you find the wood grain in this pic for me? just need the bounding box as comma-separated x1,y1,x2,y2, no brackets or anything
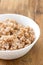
0,0,43,65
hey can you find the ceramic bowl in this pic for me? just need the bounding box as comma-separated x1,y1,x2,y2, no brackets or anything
0,14,40,60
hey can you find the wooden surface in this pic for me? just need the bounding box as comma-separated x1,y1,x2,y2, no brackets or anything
0,0,43,65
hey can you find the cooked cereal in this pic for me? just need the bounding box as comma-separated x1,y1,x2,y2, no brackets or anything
0,19,35,50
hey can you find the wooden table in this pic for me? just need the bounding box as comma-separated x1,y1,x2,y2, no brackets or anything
0,0,43,65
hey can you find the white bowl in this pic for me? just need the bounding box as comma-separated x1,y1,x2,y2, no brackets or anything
0,14,40,60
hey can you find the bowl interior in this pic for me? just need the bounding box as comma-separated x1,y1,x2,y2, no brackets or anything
0,14,40,50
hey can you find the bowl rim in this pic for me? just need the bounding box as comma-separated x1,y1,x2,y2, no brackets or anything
0,14,40,52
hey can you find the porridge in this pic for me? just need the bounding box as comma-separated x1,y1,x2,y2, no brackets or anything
0,19,35,50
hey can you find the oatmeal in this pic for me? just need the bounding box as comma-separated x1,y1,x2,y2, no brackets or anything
0,19,35,50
